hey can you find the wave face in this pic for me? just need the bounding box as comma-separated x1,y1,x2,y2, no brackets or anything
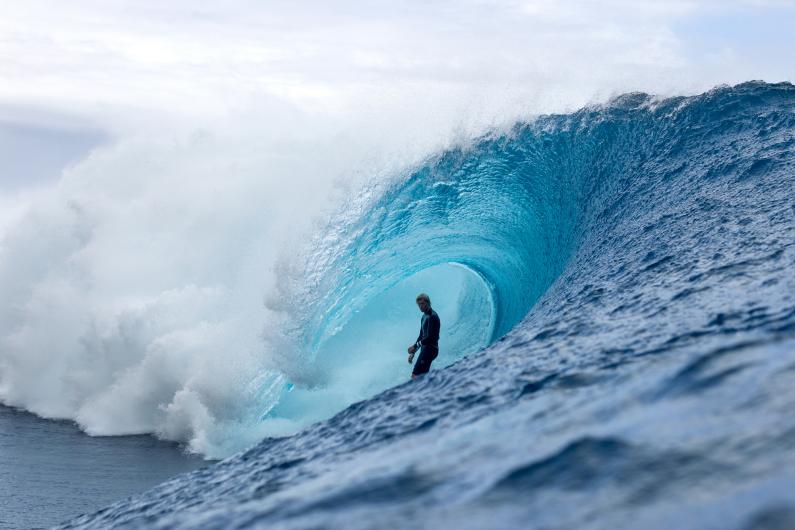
63,81,795,529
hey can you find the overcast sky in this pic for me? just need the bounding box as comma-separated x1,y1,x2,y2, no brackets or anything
0,0,793,190
2,1,793,116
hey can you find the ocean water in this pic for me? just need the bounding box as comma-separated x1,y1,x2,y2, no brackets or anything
36,81,795,527
0,406,206,529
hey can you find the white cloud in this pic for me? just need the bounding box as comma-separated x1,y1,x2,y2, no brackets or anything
0,0,790,125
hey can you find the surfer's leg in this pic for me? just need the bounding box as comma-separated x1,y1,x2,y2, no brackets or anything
411,348,438,377
412,353,431,377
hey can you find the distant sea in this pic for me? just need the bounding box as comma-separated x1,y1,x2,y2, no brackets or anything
0,406,206,529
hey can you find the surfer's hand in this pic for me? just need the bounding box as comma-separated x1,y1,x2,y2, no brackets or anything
407,344,417,354
408,353,414,364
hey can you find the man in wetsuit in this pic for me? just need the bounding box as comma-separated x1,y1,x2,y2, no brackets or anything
407,293,441,379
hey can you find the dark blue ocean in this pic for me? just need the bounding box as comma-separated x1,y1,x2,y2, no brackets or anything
0,406,206,529
56,81,795,528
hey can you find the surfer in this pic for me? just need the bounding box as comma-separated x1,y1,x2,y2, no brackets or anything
407,293,441,379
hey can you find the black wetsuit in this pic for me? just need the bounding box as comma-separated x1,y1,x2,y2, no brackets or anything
413,308,441,376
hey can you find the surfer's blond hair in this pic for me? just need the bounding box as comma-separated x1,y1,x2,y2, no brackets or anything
416,293,431,305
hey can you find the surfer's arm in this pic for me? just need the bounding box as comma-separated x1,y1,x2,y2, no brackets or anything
408,331,421,354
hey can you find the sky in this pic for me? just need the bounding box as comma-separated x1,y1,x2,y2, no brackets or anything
1,0,792,193
1,1,794,119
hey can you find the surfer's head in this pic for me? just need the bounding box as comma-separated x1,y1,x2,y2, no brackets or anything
416,293,431,313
